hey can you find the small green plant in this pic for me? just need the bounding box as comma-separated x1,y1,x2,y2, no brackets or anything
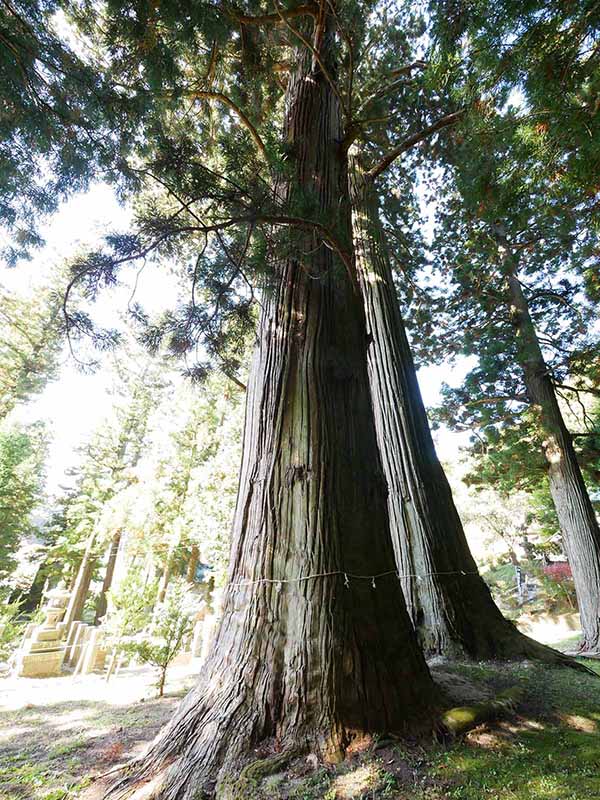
105,567,157,642
123,577,196,696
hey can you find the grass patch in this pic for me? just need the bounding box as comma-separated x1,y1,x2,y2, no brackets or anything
416,661,600,800
550,633,582,652
48,738,88,759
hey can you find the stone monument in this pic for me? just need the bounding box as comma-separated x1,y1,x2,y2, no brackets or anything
14,582,70,678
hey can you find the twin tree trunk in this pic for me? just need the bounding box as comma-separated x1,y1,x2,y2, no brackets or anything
498,231,600,653
110,35,435,800
348,152,571,663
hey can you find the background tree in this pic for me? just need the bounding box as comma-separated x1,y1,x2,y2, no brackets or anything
0,0,143,262
49,348,165,626
0,421,47,590
424,112,600,651
0,281,64,419
416,0,600,652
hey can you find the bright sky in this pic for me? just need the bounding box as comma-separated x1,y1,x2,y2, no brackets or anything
2,183,471,496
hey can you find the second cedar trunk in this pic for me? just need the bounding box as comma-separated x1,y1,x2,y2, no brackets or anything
349,148,574,664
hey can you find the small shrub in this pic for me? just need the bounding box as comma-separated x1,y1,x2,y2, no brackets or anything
123,578,196,696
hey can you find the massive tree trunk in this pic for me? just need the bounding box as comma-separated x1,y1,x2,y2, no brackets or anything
497,227,600,653
348,150,578,663
108,32,436,800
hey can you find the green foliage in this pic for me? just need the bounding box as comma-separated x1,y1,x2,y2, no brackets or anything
0,599,25,661
0,422,47,587
0,282,64,419
123,577,196,696
105,567,156,641
0,0,143,262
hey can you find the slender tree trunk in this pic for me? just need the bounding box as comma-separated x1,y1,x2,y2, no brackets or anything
108,35,435,800
95,530,122,624
497,226,600,652
158,667,167,698
348,150,576,663
63,530,96,629
155,561,172,607
186,544,199,583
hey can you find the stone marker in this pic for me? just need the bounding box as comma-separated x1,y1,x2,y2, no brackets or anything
14,582,71,678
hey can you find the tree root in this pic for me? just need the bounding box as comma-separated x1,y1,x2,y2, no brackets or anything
441,687,524,736
512,633,596,675
470,620,596,675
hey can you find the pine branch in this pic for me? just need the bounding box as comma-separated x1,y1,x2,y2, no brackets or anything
553,382,600,399
368,110,465,180
189,91,268,160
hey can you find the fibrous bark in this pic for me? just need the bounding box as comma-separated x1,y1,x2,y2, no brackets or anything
107,31,436,800
348,151,580,664
496,225,600,653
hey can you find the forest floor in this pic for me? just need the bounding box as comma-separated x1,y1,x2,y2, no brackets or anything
0,655,599,800
0,659,198,800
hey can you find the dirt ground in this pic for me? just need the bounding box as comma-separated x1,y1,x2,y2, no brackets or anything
0,659,199,800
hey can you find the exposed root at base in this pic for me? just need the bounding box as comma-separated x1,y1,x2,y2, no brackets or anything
440,687,524,737
516,635,596,675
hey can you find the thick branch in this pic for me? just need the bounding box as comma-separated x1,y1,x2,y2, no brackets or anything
190,91,268,160
222,369,247,391
389,60,428,77
554,382,600,399
466,394,528,406
223,1,318,25
368,110,465,180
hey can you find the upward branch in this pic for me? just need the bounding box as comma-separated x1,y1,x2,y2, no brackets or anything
190,91,268,161
368,110,465,180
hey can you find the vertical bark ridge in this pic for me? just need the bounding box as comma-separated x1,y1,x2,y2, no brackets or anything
348,149,580,664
